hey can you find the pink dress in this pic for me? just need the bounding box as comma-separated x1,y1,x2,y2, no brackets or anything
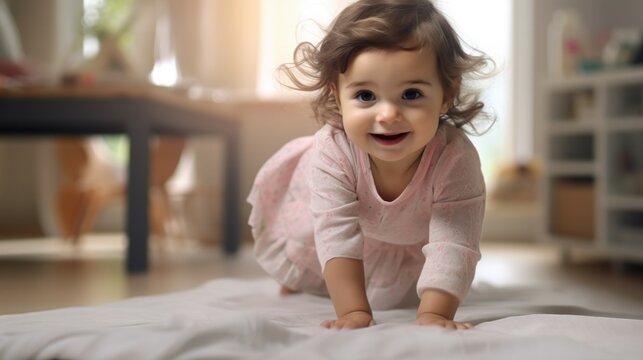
247,124,485,310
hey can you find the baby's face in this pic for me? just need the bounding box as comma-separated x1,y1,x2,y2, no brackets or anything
336,47,448,168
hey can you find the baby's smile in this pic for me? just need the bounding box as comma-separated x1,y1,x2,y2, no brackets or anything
370,132,410,145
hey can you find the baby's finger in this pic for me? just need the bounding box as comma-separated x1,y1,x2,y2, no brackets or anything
320,320,333,328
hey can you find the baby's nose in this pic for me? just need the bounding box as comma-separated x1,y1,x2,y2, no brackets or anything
375,102,401,123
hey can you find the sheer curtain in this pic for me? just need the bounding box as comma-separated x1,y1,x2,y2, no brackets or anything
153,0,350,96
256,0,350,98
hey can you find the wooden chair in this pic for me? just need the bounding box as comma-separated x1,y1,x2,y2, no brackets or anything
55,136,186,245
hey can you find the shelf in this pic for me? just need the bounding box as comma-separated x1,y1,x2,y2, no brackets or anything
612,225,643,246
606,82,643,118
606,131,643,196
606,117,643,132
546,67,643,90
607,196,643,210
604,245,643,262
543,64,643,261
548,120,596,135
547,88,596,121
549,133,594,162
607,210,643,247
548,161,595,176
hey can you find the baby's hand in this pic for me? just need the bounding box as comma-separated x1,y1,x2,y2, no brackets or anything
416,312,473,330
321,310,376,329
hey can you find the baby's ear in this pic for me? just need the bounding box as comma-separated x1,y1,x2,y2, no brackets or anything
441,78,461,113
440,99,450,114
440,93,454,114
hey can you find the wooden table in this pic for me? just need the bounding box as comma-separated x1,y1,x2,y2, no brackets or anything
0,85,241,272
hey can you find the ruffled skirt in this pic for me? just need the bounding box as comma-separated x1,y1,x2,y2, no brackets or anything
247,137,425,309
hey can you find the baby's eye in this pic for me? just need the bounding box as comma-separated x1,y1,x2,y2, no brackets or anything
355,91,376,102
401,89,423,100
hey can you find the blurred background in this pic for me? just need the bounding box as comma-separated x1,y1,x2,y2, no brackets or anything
0,0,642,313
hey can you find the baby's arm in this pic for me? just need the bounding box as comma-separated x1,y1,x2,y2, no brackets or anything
416,289,472,330
321,257,375,329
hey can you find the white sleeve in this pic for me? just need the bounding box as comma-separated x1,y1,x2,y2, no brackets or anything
417,134,485,301
309,127,362,272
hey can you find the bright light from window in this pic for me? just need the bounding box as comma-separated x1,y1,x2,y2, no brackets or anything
149,0,180,87
149,55,179,87
82,0,103,58
83,36,99,59
436,0,513,188
257,0,348,98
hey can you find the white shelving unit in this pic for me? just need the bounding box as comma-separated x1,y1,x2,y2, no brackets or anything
541,67,643,261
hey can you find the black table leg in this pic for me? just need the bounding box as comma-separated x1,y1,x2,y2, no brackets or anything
223,124,241,254
126,124,150,273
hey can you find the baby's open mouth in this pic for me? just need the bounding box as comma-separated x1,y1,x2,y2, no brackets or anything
370,132,409,145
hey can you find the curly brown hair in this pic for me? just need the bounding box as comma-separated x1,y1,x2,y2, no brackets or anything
279,0,494,134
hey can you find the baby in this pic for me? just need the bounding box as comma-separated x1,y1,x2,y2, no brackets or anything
248,0,493,330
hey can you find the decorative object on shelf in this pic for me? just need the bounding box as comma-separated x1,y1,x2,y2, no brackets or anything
547,9,587,77
571,89,596,120
602,28,642,69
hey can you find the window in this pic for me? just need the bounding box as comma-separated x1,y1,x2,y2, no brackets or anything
436,0,514,187
257,0,351,98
